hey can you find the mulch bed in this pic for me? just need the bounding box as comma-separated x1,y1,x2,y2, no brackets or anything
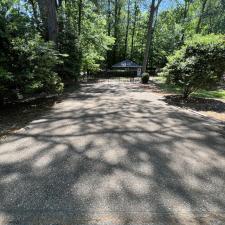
138,81,225,122
164,95,225,113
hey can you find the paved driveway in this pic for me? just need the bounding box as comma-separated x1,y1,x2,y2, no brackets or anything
0,82,225,225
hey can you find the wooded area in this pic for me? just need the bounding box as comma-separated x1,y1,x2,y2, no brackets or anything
1,0,225,103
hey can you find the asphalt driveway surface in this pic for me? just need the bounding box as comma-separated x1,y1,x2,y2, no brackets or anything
0,82,225,225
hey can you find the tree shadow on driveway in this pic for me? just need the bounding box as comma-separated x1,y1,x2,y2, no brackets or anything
0,82,225,224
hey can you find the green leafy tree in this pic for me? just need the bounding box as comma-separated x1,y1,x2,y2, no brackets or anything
161,34,225,98
12,34,64,94
80,0,114,72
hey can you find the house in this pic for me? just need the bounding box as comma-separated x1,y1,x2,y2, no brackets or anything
112,60,142,76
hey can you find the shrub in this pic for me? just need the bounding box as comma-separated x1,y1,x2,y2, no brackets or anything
160,34,225,98
141,73,150,84
12,34,64,95
0,67,16,104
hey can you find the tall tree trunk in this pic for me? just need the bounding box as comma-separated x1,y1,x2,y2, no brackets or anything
113,0,119,63
142,0,162,73
142,0,155,73
130,1,138,60
180,0,191,44
78,0,82,36
37,0,58,43
107,0,111,36
196,0,208,33
148,5,159,68
37,0,48,39
107,0,112,68
124,0,131,58
47,0,58,42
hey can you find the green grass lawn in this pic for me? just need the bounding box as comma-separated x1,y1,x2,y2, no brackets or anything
152,76,225,100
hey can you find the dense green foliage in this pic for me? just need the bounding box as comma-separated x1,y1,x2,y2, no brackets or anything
13,35,64,94
0,0,114,103
0,68,14,104
1,0,225,103
80,2,114,72
0,2,63,103
154,0,225,67
161,34,225,98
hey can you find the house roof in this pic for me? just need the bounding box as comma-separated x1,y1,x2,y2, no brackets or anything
112,60,142,68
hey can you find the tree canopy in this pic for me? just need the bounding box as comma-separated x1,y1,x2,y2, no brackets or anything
0,0,225,103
